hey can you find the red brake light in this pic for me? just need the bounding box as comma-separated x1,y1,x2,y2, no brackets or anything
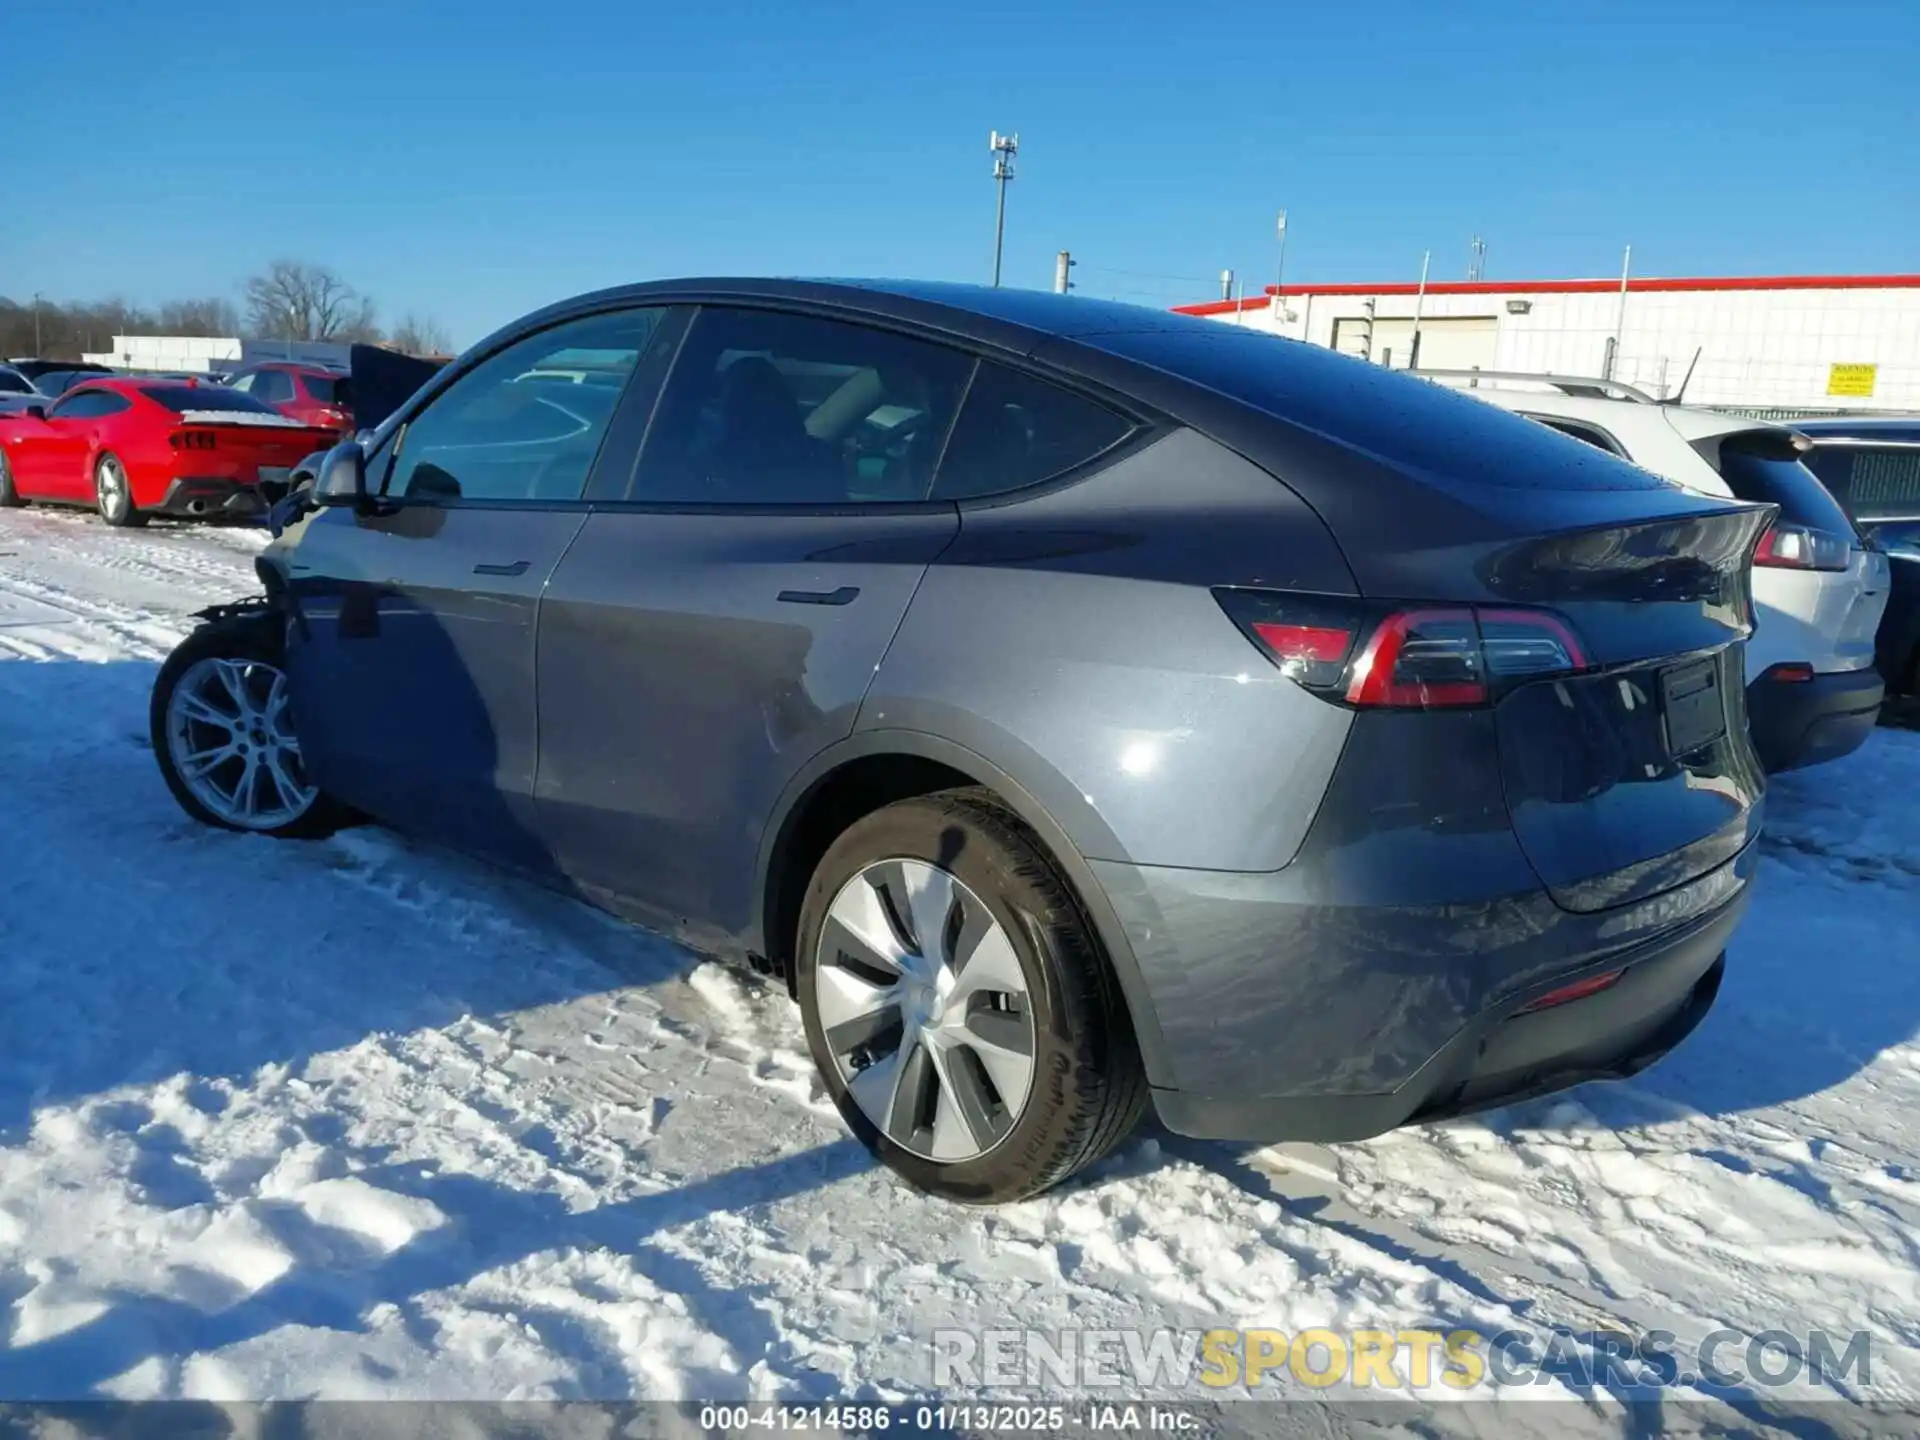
1345,608,1487,708
1216,591,1591,711
169,430,217,451
1754,522,1850,571
1251,621,1354,666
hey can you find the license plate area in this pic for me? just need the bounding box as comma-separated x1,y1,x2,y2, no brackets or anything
1661,659,1726,757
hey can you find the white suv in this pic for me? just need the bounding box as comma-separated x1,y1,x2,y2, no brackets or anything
1420,372,1890,771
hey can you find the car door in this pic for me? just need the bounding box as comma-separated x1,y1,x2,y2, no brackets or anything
27,389,129,498
281,306,668,871
532,304,975,951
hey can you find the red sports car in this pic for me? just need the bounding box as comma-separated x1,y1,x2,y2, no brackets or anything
0,378,339,526
227,363,355,434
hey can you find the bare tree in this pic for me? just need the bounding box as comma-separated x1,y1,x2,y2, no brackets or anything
389,312,453,356
242,260,380,343
151,296,242,337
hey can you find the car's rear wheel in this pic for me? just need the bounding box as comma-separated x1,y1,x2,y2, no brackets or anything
0,450,24,508
94,453,147,528
795,789,1146,1203
150,613,349,838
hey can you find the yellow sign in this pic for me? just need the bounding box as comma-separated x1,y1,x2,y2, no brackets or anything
1828,363,1878,398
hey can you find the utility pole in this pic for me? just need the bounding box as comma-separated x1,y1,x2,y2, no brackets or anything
989,131,1019,287
1054,250,1076,294
32,292,43,355
1273,210,1289,328
1408,249,1431,369
1606,244,1633,379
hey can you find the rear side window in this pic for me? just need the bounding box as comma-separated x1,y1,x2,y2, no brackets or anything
1711,433,1857,537
301,372,340,403
934,363,1134,500
630,306,973,505
1803,444,1920,521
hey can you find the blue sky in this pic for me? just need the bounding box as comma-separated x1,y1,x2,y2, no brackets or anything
2,0,1914,347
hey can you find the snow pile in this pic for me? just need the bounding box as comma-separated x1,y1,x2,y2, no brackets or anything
176,410,311,428
1,504,1917,1426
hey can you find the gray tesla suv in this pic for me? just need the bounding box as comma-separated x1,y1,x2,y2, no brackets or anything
150,280,1771,1202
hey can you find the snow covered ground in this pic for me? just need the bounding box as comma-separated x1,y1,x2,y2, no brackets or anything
2,504,1917,1431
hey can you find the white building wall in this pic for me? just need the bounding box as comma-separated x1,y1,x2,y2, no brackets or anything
80,334,243,373
1202,283,1920,412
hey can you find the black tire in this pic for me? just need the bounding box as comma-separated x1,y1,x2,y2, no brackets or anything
796,788,1147,1204
0,449,24,507
150,611,352,838
94,452,147,528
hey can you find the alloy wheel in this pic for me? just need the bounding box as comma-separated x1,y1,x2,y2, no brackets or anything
163,655,316,830
813,858,1037,1162
96,457,128,520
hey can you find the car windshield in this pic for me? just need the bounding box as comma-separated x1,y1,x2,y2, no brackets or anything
141,386,280,415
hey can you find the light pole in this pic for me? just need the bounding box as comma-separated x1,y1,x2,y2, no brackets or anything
989,131,1019,287
1273,209,1289,332
32,292,43,355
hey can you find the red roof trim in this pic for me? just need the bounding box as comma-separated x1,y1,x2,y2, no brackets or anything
1174,273,1920,312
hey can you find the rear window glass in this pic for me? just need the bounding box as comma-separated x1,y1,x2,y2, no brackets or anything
1084,329,1670,492
301,373,340,403
1803,443,1920,521
141,386,279,415
1713,436,1858,537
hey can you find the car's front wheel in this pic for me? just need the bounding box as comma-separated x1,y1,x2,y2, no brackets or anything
94,452,147,528
0,450,25,508
150,613,349,838
796,789,1147,1203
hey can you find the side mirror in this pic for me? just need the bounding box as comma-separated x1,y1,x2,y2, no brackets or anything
312,440,368,508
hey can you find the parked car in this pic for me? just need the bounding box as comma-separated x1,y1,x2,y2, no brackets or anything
0,377,339,525
6,359,114,386
1792,416,1920,704
0,362,118,415
151,282,1771,1202
1419,371,1891,772
226,363,354,435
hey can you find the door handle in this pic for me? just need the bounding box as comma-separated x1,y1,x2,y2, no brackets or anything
777,585,860,606
473,559,532,577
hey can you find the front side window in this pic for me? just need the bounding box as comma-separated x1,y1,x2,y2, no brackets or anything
934,362,1135,500
383,308,659,504
630,307,973,505
48,390,129,420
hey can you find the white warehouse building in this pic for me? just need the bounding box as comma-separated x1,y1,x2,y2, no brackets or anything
1175,273,1920,413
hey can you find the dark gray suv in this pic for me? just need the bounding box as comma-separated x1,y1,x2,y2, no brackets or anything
150,280,1771,1202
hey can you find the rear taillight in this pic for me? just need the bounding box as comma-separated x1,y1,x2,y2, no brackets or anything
1216,591,1590,710
169,430,217,452
1517,967,1624,1015
1753,521,1850,572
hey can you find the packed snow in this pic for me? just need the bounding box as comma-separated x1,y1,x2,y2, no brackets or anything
1,503,1917,1431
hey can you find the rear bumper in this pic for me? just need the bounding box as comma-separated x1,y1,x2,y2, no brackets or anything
1091,838,1757,1144
1745,664,1884,772
154,477,266,522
